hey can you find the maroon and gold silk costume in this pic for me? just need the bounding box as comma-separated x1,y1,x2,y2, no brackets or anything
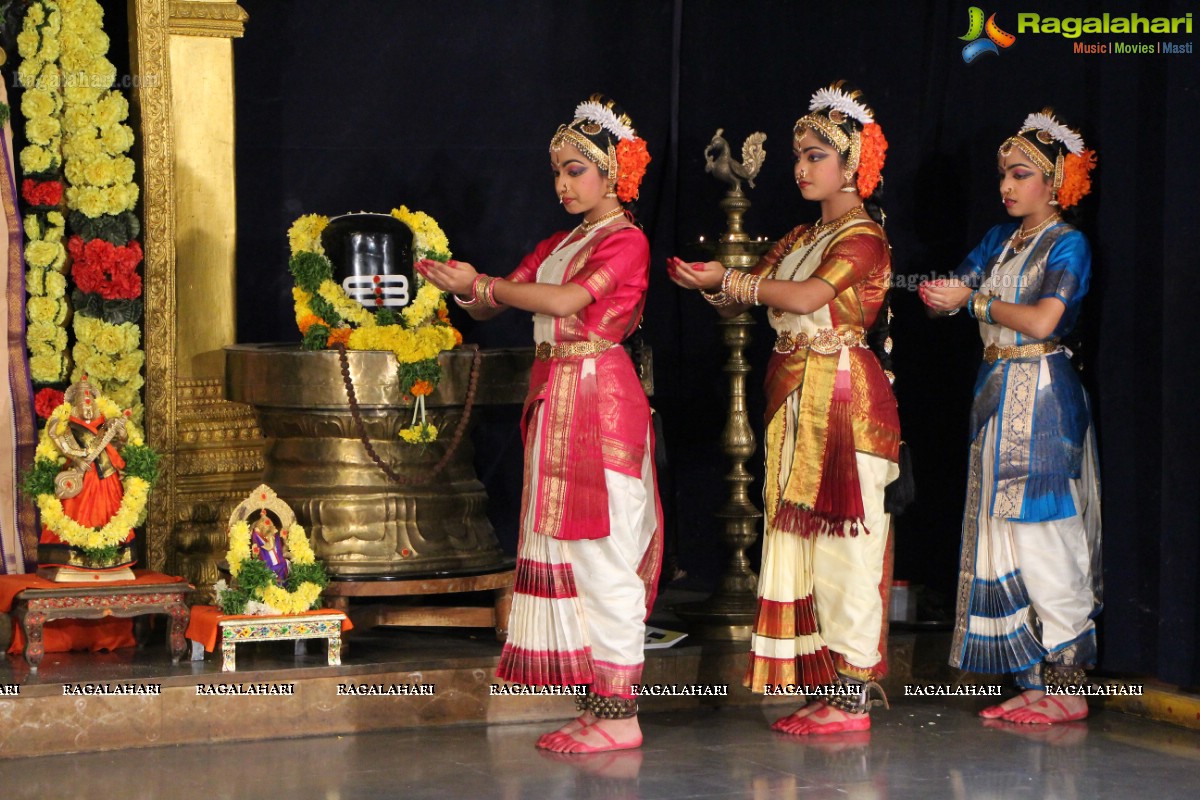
745,219,901,691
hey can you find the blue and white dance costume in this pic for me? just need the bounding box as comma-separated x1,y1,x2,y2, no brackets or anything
949,222,1102,689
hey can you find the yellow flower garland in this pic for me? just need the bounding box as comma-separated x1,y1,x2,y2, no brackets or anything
223,520,325,615
288,207,461,442
33,396,149,551
19,0,71,384
59,0,145,421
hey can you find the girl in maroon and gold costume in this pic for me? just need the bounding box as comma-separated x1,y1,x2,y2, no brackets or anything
419,96,662,753
670,83,900,734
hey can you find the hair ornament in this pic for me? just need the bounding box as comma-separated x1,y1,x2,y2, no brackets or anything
1056,148,1097,209
809,84,874,125
574,97,636,141
856,123,888,198
1021,109,1085,155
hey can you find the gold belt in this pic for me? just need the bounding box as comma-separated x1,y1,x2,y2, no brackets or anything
774,328,867,355
535,340,617,361
983,340,1060,364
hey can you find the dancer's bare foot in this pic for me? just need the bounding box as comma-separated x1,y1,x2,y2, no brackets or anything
770,699,827,732
536,712,597,748
775,702,870,735
1003,693,1088,724
979,689,1043,719
541,717,643,753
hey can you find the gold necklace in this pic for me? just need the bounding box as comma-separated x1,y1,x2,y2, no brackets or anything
768,206,866,318
1010,213,1060,253
579,207,625,233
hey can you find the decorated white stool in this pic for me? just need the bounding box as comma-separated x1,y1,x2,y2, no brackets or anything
185,605,352,671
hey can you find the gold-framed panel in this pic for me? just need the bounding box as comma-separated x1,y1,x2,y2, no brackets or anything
129,0,255,584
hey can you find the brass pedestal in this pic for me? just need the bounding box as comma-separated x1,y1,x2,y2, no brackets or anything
225,345,530,578
675,190,769,641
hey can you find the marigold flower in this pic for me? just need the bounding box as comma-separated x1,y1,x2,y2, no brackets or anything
615,137,650,203
1057,149,1096,210
855,123,887,199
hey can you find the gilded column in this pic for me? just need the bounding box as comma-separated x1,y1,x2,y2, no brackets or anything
132,0,259,595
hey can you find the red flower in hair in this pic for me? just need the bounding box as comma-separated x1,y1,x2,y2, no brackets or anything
856,123,887,199
34,388,66,419
615,137,651,203
1057,149,1097,210
22,179,64,208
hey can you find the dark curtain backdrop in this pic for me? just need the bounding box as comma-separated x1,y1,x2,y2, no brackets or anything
230,0,1200,687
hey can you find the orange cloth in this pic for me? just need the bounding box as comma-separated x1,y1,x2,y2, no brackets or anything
8,618,135,654
1,571,186,655
0,570,185,612
186,604,353,653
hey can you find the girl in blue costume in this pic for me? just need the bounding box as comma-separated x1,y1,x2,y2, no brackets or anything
922,110,1101,724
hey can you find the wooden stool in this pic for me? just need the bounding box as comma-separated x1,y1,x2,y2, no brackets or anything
324,569,515,642
12,581,192,673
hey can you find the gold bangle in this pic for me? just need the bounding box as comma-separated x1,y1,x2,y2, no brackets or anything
972,291,991,322
701,289,736,308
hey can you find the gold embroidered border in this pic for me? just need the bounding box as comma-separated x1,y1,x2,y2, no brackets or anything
992,362,1038,519
781,354,838,509
535,362,581,537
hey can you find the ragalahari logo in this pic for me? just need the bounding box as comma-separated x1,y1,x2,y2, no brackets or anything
960,7,1017,62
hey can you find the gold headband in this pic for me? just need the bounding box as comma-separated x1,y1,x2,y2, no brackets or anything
550,124,612,174
998,133,1065,190
794,111,862,175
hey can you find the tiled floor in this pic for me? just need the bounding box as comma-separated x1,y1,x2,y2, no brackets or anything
3,701,1198,799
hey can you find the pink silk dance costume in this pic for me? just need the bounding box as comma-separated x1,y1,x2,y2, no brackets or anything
495,215,664,700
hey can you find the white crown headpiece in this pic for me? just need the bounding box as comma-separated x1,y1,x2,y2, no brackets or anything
809,85,874,126
1020,111,1085,155
573,98,636,141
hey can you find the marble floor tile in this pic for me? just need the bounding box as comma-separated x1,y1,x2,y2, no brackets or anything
3,700,1200,799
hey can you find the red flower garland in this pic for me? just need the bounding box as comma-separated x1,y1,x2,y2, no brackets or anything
68,236,144,300
856,123,887,199
22,179,64,208
615,137,651,202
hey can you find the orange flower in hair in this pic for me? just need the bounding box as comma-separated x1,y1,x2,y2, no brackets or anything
1057,148,1096,210
615,137,651,202
856,123,887,199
